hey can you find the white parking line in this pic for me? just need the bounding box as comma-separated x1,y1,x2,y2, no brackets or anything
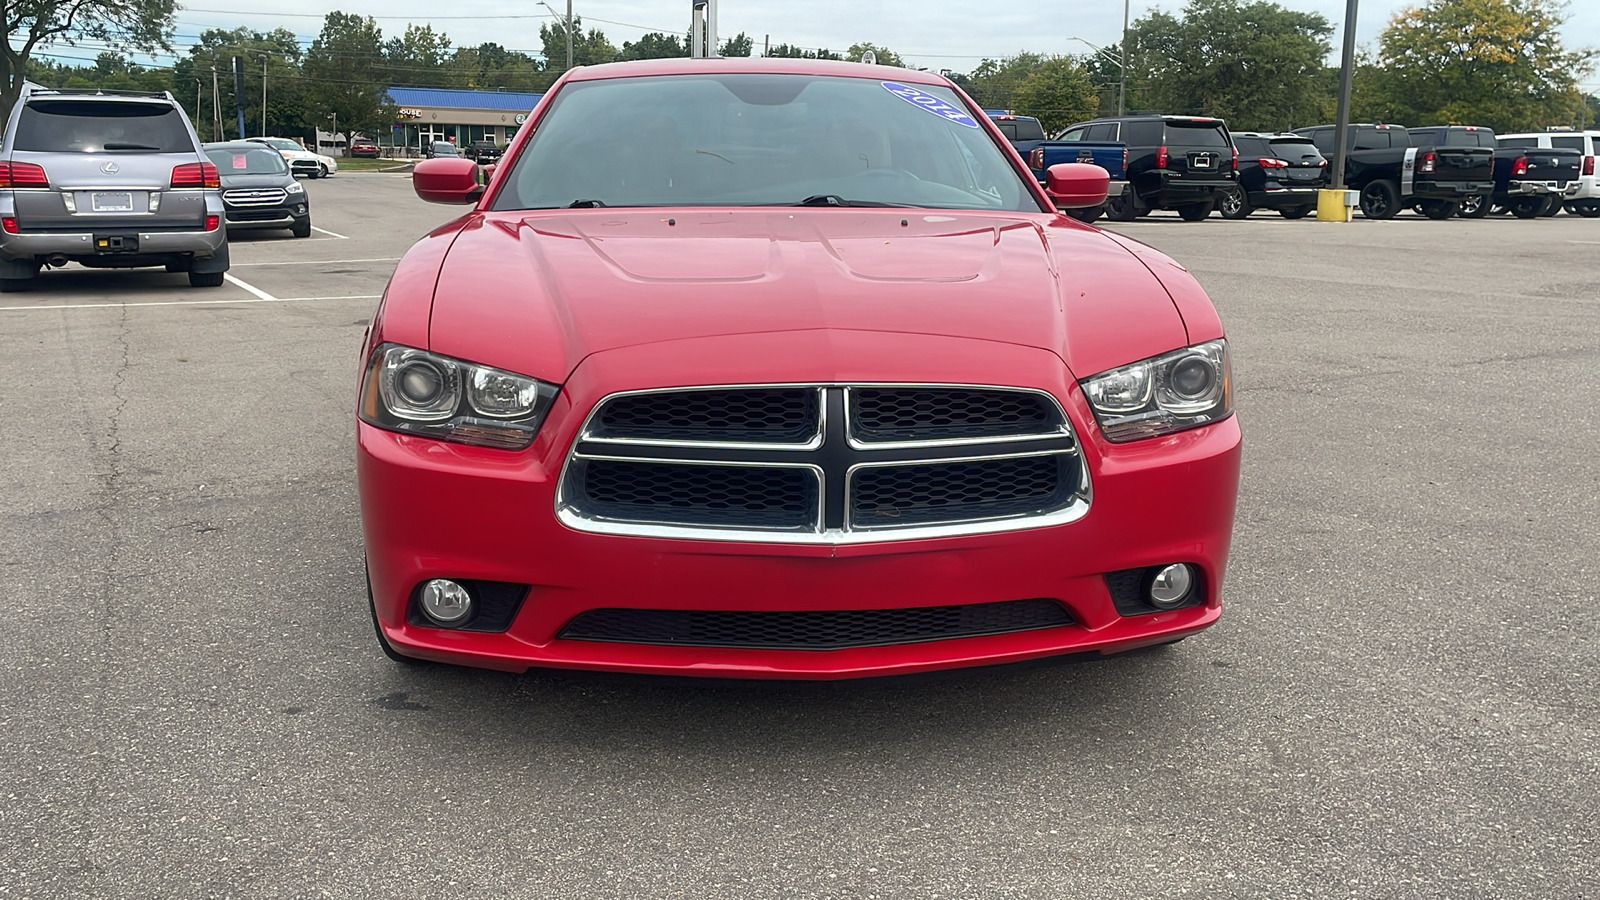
0,294,379,312
224,273,279,301
1568,240,1600,245
231,257,401,267
311,225,350,239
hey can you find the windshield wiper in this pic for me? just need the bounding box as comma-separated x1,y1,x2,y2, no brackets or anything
795,195,920,208
102,142,161,150
567,198,607,208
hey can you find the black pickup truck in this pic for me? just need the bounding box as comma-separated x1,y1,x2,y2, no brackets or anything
1409,126,1582,218
1293,123,1494,219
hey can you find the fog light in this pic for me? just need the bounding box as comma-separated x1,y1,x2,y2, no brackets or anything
419,579,473,625
1147,563,1195,609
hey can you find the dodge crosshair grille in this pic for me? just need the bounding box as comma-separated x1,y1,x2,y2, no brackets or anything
556,385,1091,543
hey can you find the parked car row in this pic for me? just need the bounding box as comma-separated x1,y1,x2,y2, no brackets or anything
997,110,1599,224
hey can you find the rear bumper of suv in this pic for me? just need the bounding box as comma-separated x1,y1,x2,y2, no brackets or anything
1145,175,1236,207
0,225,225,261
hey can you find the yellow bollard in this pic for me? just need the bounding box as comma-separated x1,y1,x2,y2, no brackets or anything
1317,188,1359,222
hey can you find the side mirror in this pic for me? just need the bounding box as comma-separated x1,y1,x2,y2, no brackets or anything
1045,163,1110,209
413,158,484,205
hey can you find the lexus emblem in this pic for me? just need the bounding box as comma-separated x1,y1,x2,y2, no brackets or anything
100,161,119,174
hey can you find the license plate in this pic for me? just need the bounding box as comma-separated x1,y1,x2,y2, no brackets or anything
92,191,133,212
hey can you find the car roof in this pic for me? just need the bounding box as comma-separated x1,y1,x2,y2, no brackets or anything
1231,131,1313,139
204,141,279,152
22,87,175,105
564,56,952,87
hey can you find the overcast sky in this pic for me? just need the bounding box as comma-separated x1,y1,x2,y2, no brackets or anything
140,0,1600,94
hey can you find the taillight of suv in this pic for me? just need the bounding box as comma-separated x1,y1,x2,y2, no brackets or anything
1585,156,1596,177
1156,146,1168,169
0,161,50,188
170,162,220,189
1259,158,1289,169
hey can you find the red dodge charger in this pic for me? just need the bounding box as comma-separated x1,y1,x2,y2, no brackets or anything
357,58,1241,678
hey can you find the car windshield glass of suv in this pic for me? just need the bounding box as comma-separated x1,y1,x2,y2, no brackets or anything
493,73,1037,211
1162,121,1229,147
260,138,303,152
207,147,288,174
14,100,191,153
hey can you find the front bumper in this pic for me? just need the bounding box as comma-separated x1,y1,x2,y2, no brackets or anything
222,202,309,230
358,339,1242,679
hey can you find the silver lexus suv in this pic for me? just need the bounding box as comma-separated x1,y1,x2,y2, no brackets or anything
0,86,229,292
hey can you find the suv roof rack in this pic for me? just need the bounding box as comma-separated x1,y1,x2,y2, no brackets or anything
22,86,173,100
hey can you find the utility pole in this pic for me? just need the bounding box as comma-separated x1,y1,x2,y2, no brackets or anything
260,54,268,137
566,0,573,71
195,80,203,136
1118,0,1129,116
1318,0,1360,221
231,56,246,141
211,63,222,139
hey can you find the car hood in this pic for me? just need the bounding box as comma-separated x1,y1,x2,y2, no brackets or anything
218,172,294,189
426,209,1188,383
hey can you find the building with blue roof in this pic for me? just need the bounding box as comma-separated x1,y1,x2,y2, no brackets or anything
383,87,545,154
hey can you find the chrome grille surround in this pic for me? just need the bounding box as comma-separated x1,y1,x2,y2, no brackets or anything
556,384,1091,544
223,187,288,207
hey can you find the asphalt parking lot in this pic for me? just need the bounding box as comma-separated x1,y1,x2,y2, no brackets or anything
3,174,1597,898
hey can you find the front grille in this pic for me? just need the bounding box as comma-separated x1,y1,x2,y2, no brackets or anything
590,388,820,444
559,598,1073,649
570,458,819,530
849,387,1062,442
850,454,1077,528
559,384,1089,541
223,188,287,207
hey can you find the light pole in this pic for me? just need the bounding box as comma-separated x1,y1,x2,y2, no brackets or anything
539,1,574,70
327,111,337,154
259,53,268,137
1119,0,1130,116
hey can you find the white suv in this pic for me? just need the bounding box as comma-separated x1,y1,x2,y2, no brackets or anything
1499,130,1599,217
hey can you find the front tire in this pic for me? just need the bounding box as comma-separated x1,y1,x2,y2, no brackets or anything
1217,187,1251,220
291,217,313,238
1577,202,1600,218
1458,194,1493,218
1359,180,1400,219
188,270,225,288
1511,197,1544,219
1178,201,1213,222
1064,205,1103,224
1420,199,1460,220
317,164,329,179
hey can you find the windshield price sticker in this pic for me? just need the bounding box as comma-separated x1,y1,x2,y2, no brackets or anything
881,82,980,129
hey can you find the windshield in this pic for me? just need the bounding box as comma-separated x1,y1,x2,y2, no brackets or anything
207,147,288,174
260,138,303,152
15,101,191,153
493,73,1039,212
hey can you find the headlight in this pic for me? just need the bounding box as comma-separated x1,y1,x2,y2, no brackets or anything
1081,340,1231,442
360,343,559,449
285,181,304,193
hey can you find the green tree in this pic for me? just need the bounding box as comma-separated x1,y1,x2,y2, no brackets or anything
304,12,394,145
766,44,842,61
540,17,617,73
1127,0,1333,130
847,42,905,66
719,32,754,57
383,24,452,87
1369,0,1594,131
3,0,178,123
619,32,686,61
444,43,545,92
172,27,305,141
960,53,1049,112
1010,56,1100,134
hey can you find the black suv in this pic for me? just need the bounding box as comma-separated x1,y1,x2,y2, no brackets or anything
204,142,311,238
1059,115,1237,221
1219,132,1328,219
